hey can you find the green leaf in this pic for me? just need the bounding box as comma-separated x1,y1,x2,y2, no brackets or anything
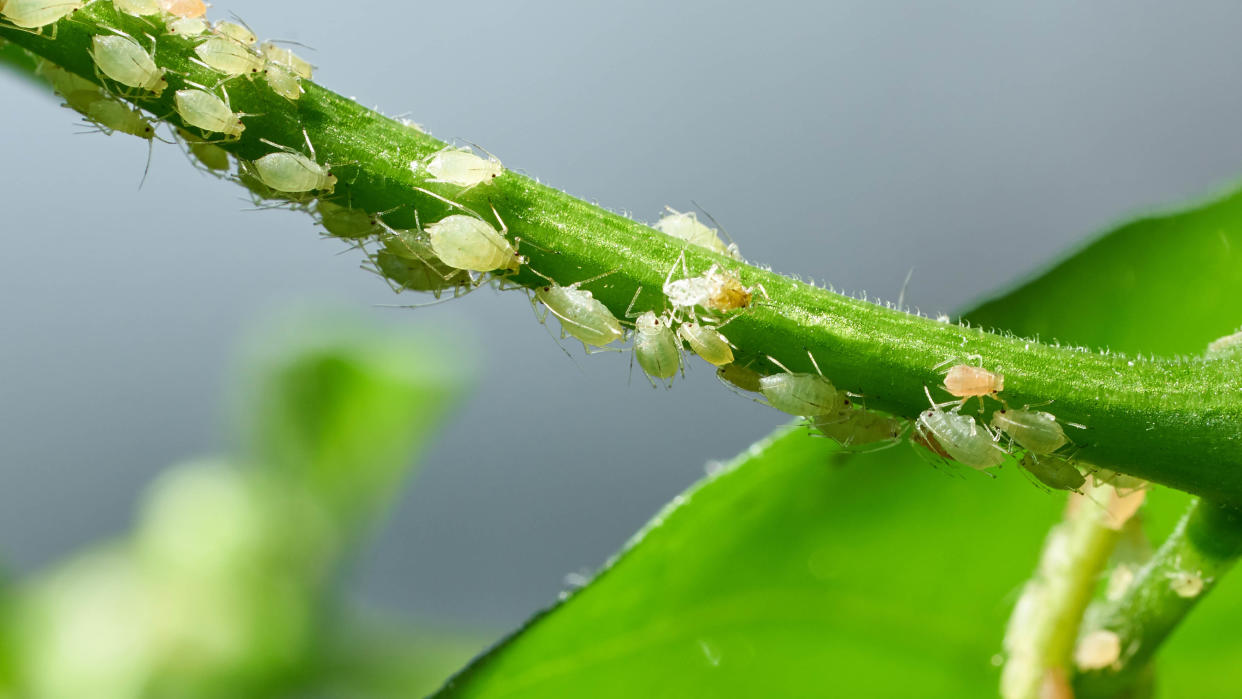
238,312,473,530
436,185,1242,698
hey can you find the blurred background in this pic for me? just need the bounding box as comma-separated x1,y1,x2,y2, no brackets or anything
5,0,1242,692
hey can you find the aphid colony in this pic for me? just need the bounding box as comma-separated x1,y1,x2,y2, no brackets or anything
10,0,1108,483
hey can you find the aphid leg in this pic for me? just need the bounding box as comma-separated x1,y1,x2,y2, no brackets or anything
805,348,825,377
624,286,645,320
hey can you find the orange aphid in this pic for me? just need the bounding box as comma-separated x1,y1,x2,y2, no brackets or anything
704,267,751,312
159,0,206,18
943,364,1003,407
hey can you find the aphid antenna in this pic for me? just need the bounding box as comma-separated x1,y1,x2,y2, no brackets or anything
766,355,795,375
689,199,741,250
804,347,826,377
896,267,915,311
266,38,317,52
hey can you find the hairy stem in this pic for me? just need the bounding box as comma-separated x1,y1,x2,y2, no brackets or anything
3,7,1242,502
1073,497,1242,698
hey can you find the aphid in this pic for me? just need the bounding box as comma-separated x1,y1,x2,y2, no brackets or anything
314,199,383,240
263,63,302,101
1074,630,1121,671
157,0,205,18
416,190,522,273
37,61,101,116
250,135,338,195
213,19,256,46
632,311,681,384
677,320,734,367
1106,564,1135,601
0,0,83,30
178,128,231,172
1018,453,1084,492
60,88,103,117
758,353,843,417
174,88,245,139
415,146,504,190
654,207,739,260
1167,570,1205,598
378,232,474,297
717,363,762,394
991,408,1068,455
663,254,759,316
90,34,168,96
260,41,313,79
915,397,1007,470
166,16,207,37
86,97,155,139
534,272,626,350
942,363,1004,408
113,0,159,16
194,36,264,78
813,406,906,449
1206,330,1242,359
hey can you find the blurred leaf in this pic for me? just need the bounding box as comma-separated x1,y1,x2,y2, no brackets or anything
239,312,472,529
436,185,1242,698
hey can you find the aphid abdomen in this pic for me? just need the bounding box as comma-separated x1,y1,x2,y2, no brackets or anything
114,0,159,16
943,364,1004,399
814,409,905,448
264,64,303,101
918,410,1006,469
91,35,166,95
159,0,206,17
252,152,335,194
260,42,313,79
654,208,731,257
992,409,1068,455
1018,454,1085,491
536,286,625,348
676,322,733,366
375,249,471,296
314,200,381,240
174,88,244,137
634,312,680,380
0,0,83,29
425,214,519,273
195,36,264,77
421,148,503,188
759,373,842,417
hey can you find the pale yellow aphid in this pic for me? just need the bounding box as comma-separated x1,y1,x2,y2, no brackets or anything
0,0,83,29
633,311,681,384
178,128,231,172
1206,330,1242,359
413,189,522,274
158,0,204,18
166,16,207,37
535,274,626,349
194,36,264,78
174,88,245,139
915,392,1007,470
87,97,155,139
214,20,256,46
252,150,337,195
654,207,740,260
676,320,734,367
417,146,504,190
60,88,103,117
36,60,99,101
263,63,302,101
1074,630,1121,671
261,41,313,79
990,408,1068,455
942,363,1004,408
378,231,474,298
90,34,168,96
759,353,843,417
314,200,383,240
717,364,762,394
813,405,906,449
113,0,159,16
1167,569,1206,598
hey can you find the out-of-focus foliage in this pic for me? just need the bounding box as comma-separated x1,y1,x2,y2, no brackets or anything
0,313,481,699
436,187,1242,698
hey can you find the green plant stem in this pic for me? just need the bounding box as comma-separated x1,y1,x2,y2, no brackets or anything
1073,497,1242,698
3,7,1242,502
1001,481,1127,699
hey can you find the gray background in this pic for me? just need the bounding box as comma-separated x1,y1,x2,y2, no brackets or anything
4,0,1242,638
